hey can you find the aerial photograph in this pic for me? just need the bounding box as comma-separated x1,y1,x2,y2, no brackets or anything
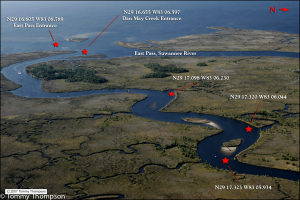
1,1,299,199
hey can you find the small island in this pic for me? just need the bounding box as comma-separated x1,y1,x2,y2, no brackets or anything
181,117,210,124
223,139,242,147
115,27,299,52
67,38,89,42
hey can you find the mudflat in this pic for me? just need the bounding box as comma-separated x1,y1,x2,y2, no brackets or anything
181,117,210,124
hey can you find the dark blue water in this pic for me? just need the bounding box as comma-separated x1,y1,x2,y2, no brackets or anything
1,50,299,98
1,51,300,181
1,1,299,54
1,1,299,182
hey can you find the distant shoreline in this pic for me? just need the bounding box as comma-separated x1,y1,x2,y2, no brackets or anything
115,27,299,52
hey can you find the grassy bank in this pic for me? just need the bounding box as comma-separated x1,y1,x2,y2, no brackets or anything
236,116,299,172
2,112,298,199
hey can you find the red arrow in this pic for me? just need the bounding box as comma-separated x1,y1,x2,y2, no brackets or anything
251,101,261,122
49,30,55,41
228,166,239,182
176,82,199,92
279,8,289,12
89,15,119,46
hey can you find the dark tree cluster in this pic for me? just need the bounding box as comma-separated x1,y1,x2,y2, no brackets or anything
196,62,208,66
181,136,199,143
258,110,280,118
142,63,188,79
281,154,298,161
29,64,107,84
141,72,171,79
179,146,198,159
144,63,189,73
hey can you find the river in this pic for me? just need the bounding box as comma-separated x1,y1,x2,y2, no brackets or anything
1,51,299,181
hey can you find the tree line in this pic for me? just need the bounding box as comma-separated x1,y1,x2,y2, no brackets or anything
141,63,189,79
28,64,107,84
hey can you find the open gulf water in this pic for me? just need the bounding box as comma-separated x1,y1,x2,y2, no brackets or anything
1,1,299,181
1,1,299,55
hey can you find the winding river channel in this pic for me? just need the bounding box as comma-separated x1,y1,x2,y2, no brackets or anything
1,51,299,181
